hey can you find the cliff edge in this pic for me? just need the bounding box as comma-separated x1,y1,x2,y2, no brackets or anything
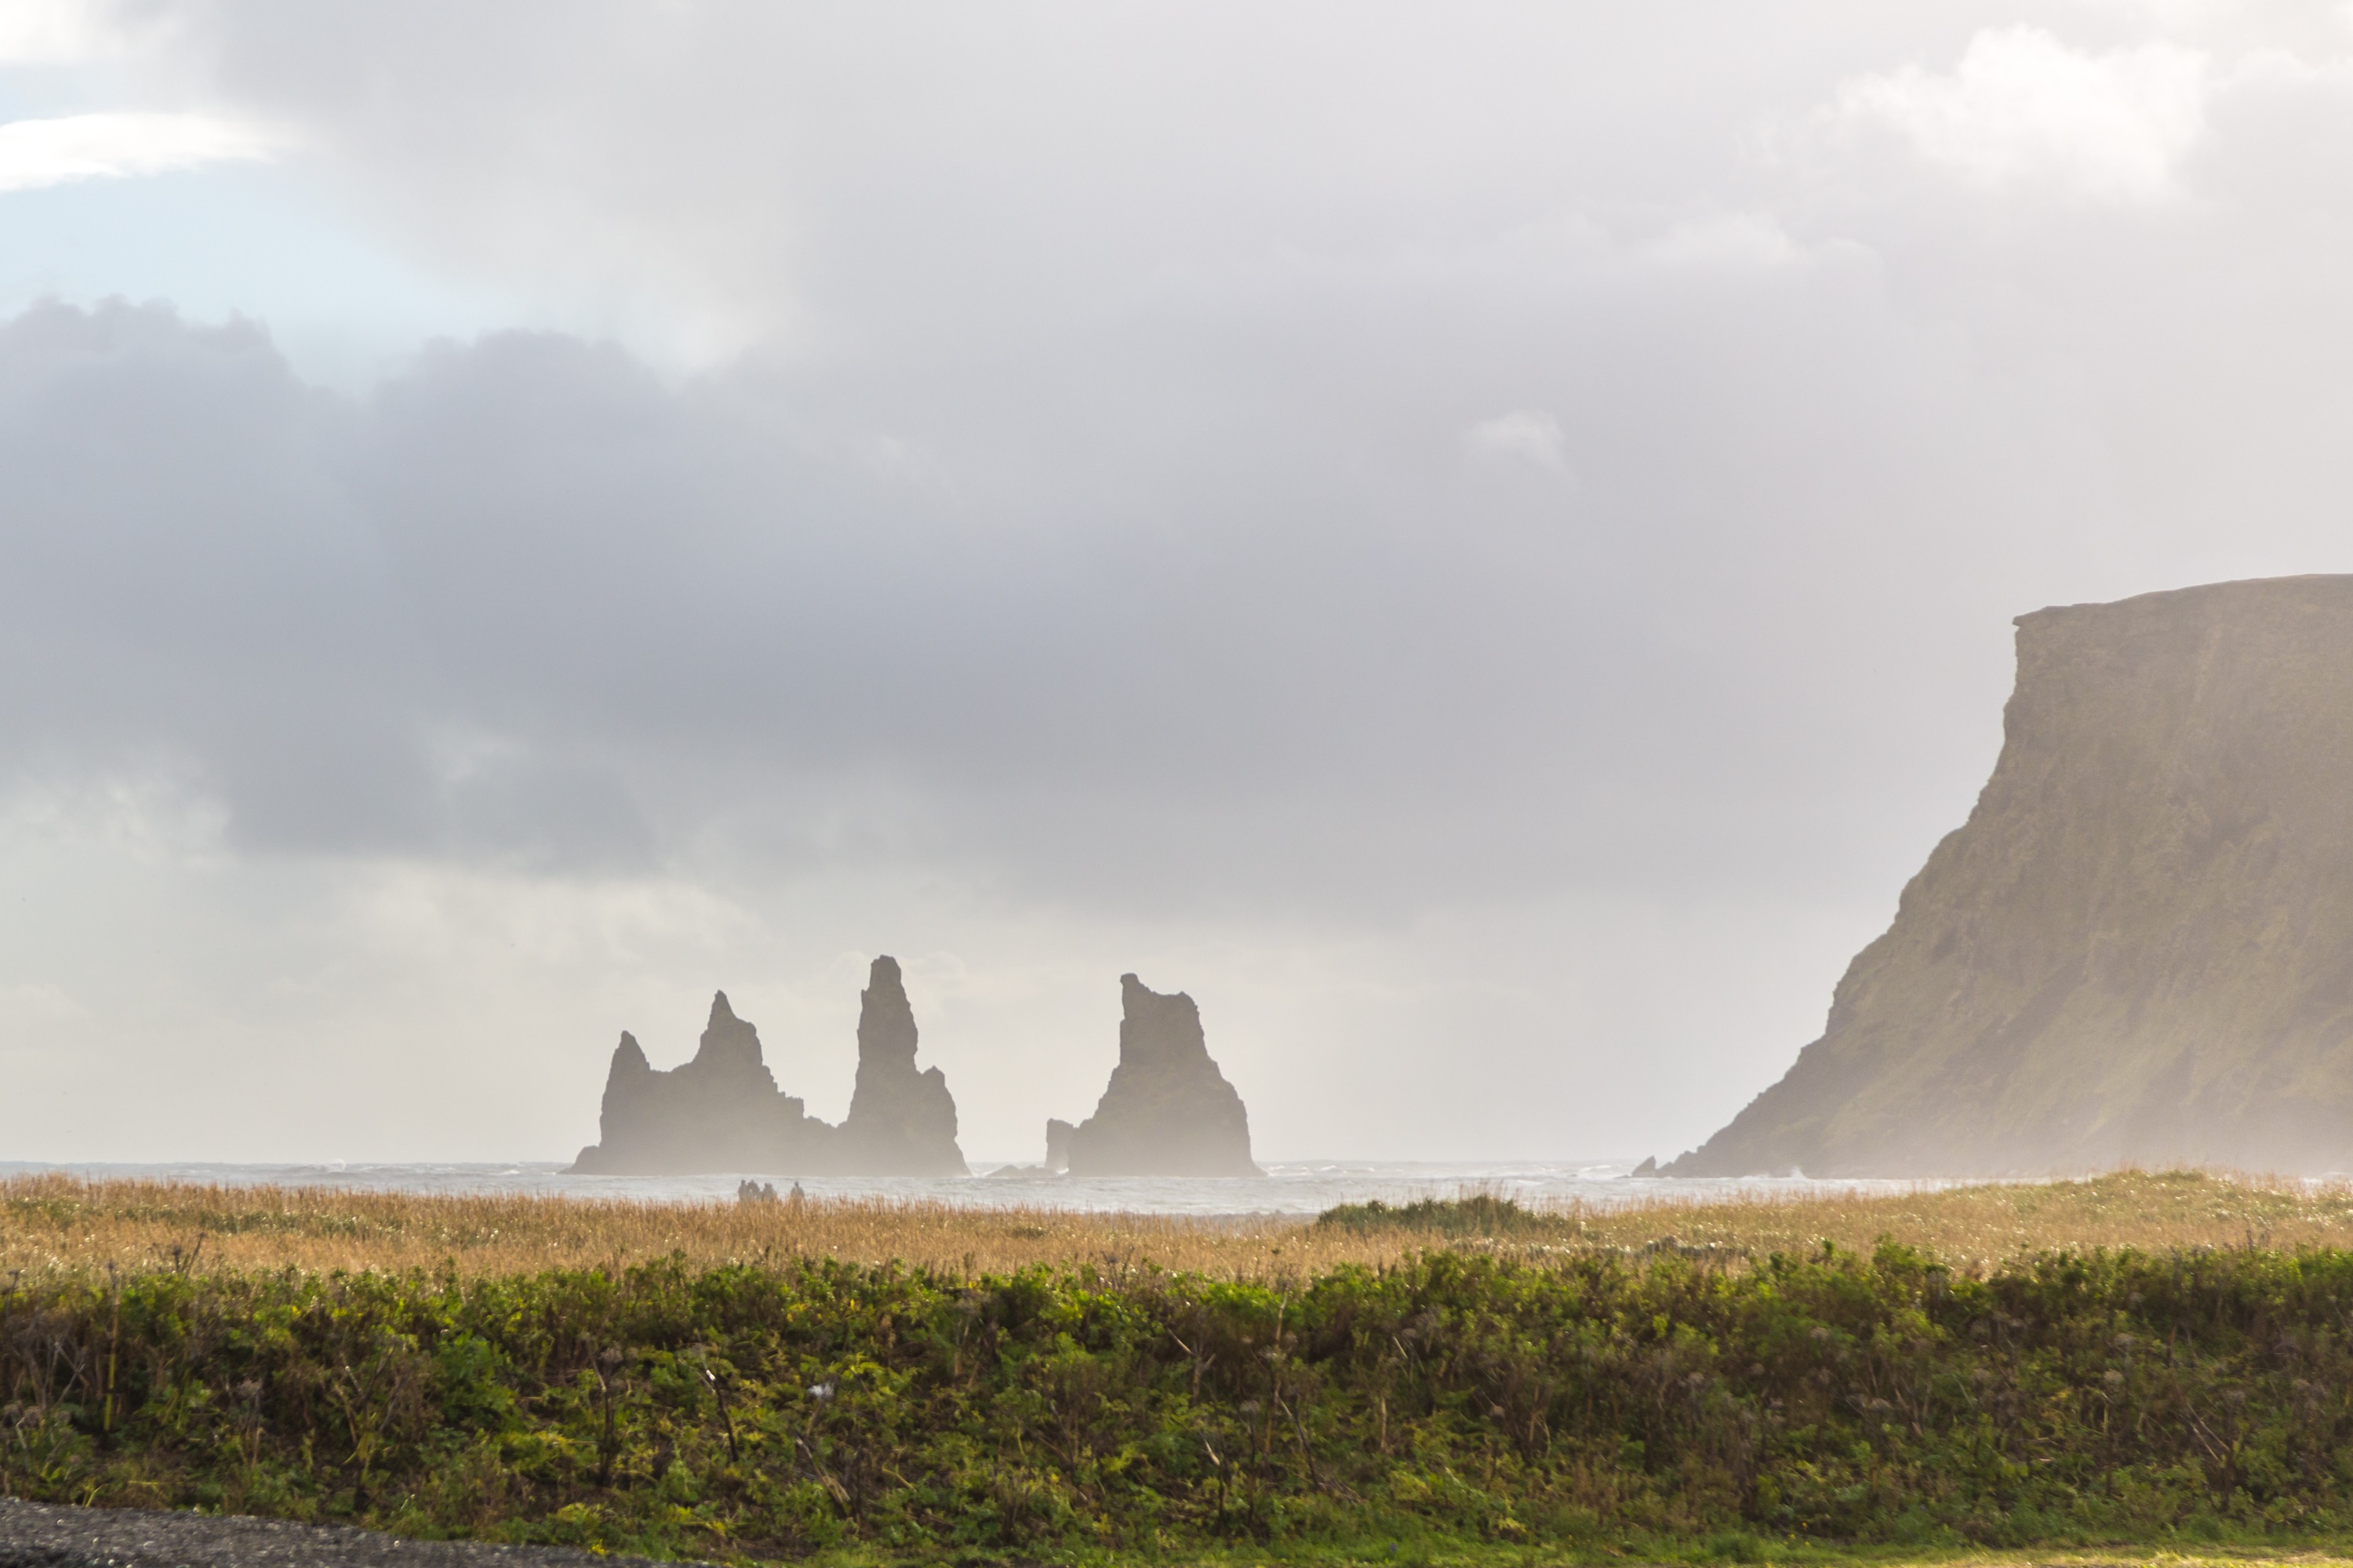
1667,575,2353,1177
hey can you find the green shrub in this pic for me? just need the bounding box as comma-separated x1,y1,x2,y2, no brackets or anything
11,1242,2353,1560
1311,1192,1557,1237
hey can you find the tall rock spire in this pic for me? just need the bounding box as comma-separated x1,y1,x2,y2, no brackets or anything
569,995,824,1174
690,991,766,1077
573,961,969,1176
838,956,968,1176
1064,973,1259,1177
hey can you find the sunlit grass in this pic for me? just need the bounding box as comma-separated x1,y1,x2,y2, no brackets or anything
8,1166,2353,1281
1552,1166,2353,1265
0,1173,1380,1279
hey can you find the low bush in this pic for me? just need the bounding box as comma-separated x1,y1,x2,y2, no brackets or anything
1311,1194,1559,1239
9,1242,2353,1561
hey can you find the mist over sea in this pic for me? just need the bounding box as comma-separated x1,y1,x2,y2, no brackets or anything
0,1159,1937,1216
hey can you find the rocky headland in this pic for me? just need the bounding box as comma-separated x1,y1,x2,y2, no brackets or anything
1667,575,2353,1177
1062,973,1260,1177
568,958,966,1176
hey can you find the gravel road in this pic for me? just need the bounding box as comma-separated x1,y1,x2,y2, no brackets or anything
0,1499,704,1568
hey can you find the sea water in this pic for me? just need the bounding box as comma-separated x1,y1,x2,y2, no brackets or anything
0,1159,1939,1216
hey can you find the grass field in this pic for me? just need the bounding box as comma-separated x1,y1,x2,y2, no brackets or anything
5,1167,2351,1279
13,1226,2353,1560
14,1170,2353,1563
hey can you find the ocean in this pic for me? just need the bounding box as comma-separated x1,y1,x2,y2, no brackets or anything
0,1159,1937,1216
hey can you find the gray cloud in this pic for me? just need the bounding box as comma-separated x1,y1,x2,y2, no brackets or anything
0,258,2020,909
5,0,2353,1161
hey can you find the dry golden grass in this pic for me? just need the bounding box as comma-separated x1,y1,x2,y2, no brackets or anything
6,1167,2352,1282
1551,1166,2353,1267
0,1173,1385,1281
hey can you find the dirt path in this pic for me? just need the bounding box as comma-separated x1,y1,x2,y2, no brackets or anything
0,1499,700,1568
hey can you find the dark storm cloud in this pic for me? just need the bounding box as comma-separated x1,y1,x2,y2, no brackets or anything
22,5,2333,930
16,0,2353,925
0,213,2044,918
13,0,2353,1163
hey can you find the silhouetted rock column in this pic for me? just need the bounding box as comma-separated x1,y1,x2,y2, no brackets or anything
836,956,969,1175
580,1031,654,1166
568,991,834,1174
1067,973,1260,1177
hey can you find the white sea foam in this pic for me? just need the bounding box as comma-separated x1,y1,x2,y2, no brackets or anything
0,1159,1942,1217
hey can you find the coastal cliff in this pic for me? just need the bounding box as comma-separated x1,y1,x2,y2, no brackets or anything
1066,973,1260,1177
1668,575,2353,1177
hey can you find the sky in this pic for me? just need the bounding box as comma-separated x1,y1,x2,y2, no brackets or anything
4,0,2352,1166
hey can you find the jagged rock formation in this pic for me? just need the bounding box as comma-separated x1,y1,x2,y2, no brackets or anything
1044,1118,1075,1174
1066,974,1260,1177
834,957,968,1175
568,959,966,1176
1667,576,2353,1177
568,992,832,1174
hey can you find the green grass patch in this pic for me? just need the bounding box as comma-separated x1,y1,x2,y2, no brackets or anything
1310,1193,1562,1238
13,1243,2353,1562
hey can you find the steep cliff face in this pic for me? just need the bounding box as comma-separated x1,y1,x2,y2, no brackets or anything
1668,575,2353,1177
569,992,834,1174
835,956,968,1175
1067,974,1260,1177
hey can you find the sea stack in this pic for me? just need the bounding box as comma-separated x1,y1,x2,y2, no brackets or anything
568,960,970,1176
1065,973,1260,1177
1668,575,2353,1177
568,991,833,1174
834,956,968,1175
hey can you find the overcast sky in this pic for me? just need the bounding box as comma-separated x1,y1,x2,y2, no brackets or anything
3,0,2351,1165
